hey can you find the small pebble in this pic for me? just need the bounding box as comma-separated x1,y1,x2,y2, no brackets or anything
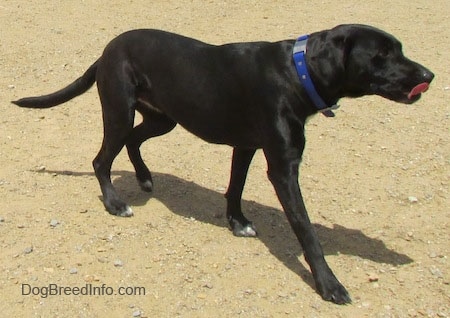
84,275,100,282
197,293,207,299
430,266,443,278
132,310,141,317
310,301,321,310
361,301,371,308
244,289,253,295
114,259,124,267
367,272,379,282
50,219,59,227
408,196,418,203
404,232,413,241
0,216,5,223
69,268,78,274
24,246,33,254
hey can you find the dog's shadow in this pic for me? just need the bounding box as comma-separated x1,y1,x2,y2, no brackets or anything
41,169,413,289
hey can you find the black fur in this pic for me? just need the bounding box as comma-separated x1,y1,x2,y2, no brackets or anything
13,24,434,304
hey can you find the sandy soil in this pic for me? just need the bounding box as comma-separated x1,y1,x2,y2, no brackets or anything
1,0,448,317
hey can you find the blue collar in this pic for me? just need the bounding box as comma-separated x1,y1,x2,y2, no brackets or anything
293,35,339,117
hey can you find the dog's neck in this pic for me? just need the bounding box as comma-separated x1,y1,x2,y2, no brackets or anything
293,35,340,117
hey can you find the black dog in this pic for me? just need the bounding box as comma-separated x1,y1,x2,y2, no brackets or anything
13,24,434,304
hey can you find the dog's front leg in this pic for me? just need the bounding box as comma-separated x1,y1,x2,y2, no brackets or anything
264,146,351,304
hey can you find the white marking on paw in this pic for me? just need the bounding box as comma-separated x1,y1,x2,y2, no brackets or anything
139,180,153,191
243,224,257,237
119,206,134,217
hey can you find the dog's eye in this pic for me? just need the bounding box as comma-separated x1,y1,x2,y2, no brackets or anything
377,46,391,58
377,48,390,58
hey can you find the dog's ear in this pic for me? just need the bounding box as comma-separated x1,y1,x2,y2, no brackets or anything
306,28,355,100
330,25,387,99
331,34,354,72
328,28,362,99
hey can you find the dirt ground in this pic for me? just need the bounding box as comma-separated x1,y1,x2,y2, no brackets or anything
1,0,448,317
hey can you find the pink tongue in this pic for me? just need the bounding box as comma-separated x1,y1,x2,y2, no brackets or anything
408,82,429,99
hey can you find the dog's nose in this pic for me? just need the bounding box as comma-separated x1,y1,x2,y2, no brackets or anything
423,69,435,83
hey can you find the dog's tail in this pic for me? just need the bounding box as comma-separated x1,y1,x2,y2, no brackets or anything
12,60,99,108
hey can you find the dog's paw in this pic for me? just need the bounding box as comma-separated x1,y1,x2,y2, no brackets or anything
230,220,257,237
318,278,351,305
105,199,134,217
118,205,134,217
139,179,153,192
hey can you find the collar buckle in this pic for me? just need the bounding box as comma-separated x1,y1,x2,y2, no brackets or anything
293,37,308,54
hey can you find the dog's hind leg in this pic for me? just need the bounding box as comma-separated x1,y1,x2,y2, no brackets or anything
93,73,137,217
225,147,257,237
126,106,176,192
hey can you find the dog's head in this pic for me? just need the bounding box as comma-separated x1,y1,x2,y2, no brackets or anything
309,24,434,104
